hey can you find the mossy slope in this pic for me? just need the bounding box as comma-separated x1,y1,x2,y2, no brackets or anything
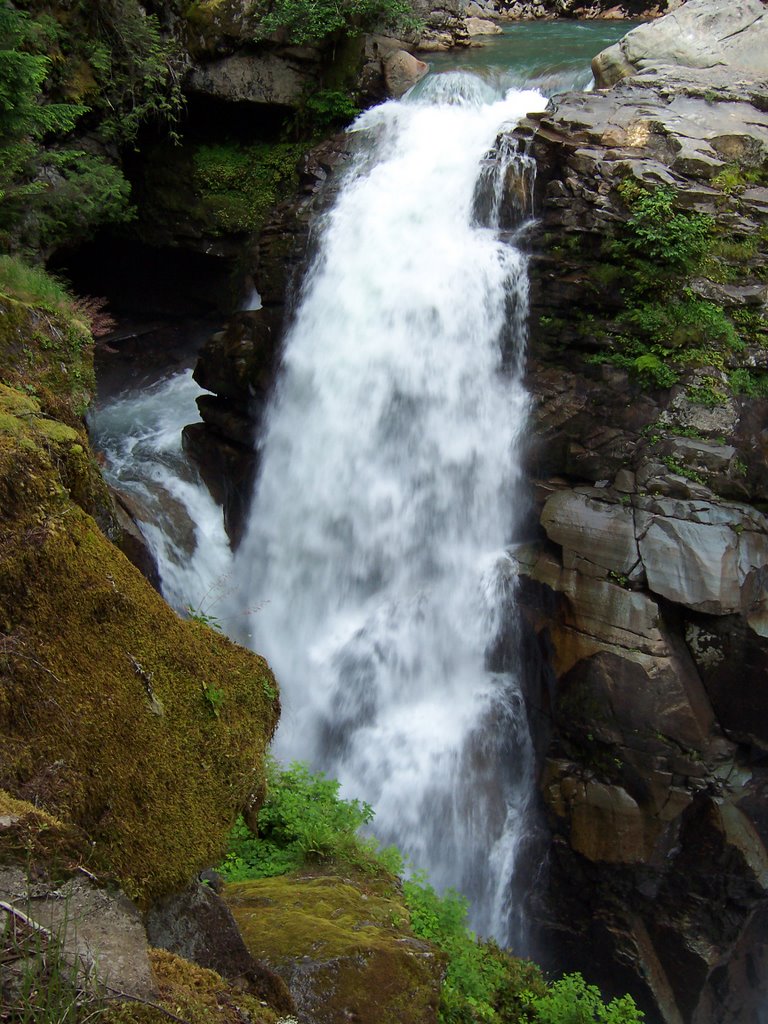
105,949,282,1024
0,375,280,905
226,872,444,1024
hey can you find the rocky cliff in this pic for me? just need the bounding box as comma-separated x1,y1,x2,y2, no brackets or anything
497,1,768,1020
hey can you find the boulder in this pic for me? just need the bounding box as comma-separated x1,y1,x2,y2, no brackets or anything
226,873,444,1024
146,881,295,1012
540,488,641,579
466,16,503,35
0,378,279,905
0,864,156,1000
635,497,768,616
592,0,768,88
382,49,429,98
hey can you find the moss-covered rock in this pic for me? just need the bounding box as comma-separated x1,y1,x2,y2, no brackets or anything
104,949,282,1024
0,379,280,906
0,292,94,425
226,872,444,1024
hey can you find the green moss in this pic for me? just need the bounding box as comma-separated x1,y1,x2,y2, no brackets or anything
227,872,443,1024
193,142,305,236
0,285,94,424
0,384,280,906
0,788,91,879
104,950,281,1024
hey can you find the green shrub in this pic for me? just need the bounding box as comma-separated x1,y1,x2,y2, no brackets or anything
614,181,713,273
220,763,643,1024
526,973,644,1024
403,875,548,1023
0,5,85,214
728,367,768,399
297,89,361,133
220,759,403,880
82,0,185,146
193,142,304,234
259,0,419,44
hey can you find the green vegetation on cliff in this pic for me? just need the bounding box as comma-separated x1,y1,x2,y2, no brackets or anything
193,142,305,235
220,760,644,1024
587,180,767,397
0,3,144,256
187,0,418,45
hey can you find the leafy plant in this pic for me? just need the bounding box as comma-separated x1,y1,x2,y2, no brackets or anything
193,142,305,234
525,973,644,1024
295,89,361,134
84,0,185,146
661,456,705,484
220,759,402,880
259,0,419,45
186,605,223,632
0,5,86,217
219,763,644,1024
614,181,713,273
686,374,729,407
728,367,768,399
201,681,225,717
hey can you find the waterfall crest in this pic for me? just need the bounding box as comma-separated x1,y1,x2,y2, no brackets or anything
229,74,546,944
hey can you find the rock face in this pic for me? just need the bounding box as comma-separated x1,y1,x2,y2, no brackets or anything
187,51,313,107
486,2,768,1020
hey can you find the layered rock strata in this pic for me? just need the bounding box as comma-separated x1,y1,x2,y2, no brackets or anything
496,2,768,1020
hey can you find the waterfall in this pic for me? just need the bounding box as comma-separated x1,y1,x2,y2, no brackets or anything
89,370,233,615
228,73,545,944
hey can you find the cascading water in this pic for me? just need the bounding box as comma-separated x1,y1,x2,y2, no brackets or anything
87,23,631,946
227,73,546,945
89,370,233,613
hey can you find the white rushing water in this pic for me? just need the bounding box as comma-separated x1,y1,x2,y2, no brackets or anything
89,371,233,615
227,74,546,944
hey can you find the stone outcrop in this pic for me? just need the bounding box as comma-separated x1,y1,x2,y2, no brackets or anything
488,1,768,1019
593,0,768,86
187,51,314,107
227,872,444,1024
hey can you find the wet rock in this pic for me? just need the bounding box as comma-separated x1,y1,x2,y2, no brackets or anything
110,487,162,592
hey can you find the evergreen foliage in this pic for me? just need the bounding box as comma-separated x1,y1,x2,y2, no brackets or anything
0,2,141,255
0,4,84,209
